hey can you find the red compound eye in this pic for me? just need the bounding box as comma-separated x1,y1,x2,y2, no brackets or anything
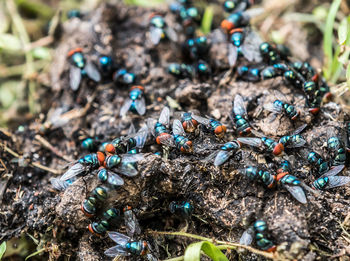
273,143,284,156
105,144,115,154
220,20,234,32
68,47,83,57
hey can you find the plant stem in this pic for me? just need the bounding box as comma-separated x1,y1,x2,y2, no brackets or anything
149,231,275,259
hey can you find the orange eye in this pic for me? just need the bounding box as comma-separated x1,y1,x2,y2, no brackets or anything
182,122,187,130
309,108,320,115
96,151,105,166
276,172,288,181
229,28,243,34
214,126,223,135
220,20,234,32
67,47,83,57
273,143,284,156
105,144,115,154
192,119,198,127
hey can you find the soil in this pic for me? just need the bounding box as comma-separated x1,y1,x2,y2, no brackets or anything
1,2,350,261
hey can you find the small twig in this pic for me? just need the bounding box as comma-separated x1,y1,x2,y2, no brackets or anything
24,36,54,52
34,135,73,162
0,60,48,78
1,142,61,175
148,231,275,259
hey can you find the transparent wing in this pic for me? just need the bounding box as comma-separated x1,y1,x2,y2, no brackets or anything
60,163,84,181
234,94,248,117
292,124,307,135
228,44,238,67
134,125,149,149
121,153,144,163
214,150,233,166
237,137,262,147
172,119,186,136
283,184,307,204
192,114,210,125
239,227,254,246
165,26,178,42
157,134,175,147
320,165,345,178
120,99,133,117
85,62,101,82
202,150,219,163
147,118,156,137
116,162,138,177
159,106,170,126
241,31,263,63
104,245,130,257
50,178,71,191
326,176,350,189
107,171,125,186
264,103,282,114
125,210,142,237
69,66,82,91
128,123,136,135
250,129,264,137
108,231,130,245
150,27,162,45
135,97,146,115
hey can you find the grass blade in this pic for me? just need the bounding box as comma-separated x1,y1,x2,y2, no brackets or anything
184,241,228,261
0,241,6,259
323,0,341,80
201,6,214,35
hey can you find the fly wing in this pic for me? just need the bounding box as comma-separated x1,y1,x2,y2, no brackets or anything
172,119,186,136
165,26,178,42
157,134,175,147
147,118,156,137
228,44,238,67
104,245,130,257
192,114,210,126
239,227,254,246
237,137,262,148
326,176,350,189
60,163,84,181
214,150,233,166
149,27,162,45
203,150,218,163
320,165,344,178
292,124,307,135
241,31,263,63
69,66,82,91
128,123,136,135
85,62,101,82
121,153,144,163
234,94,247,117
134,97,146,115
283,184,307,204
108,231,130,245
50,178,70,191
159,106,170,126
120,99,133,117
134,125,149,149
264,103,282,114
116,162,138,177
125,210,142,237
107,171,125,186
